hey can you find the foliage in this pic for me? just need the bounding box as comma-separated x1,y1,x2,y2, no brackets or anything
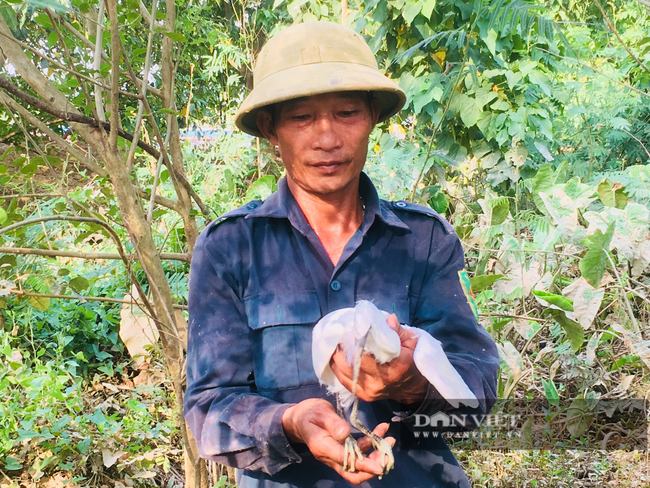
0,0,649,485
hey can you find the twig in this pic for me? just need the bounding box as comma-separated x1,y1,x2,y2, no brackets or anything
620,129,650,160
106,0,120,151
0,246,189,262
478,312,546,323
593,0,650,77
126,0,159,169
0,91,107,177
4,289,187,310
0,192,61,199
537,47,650,99
0,29,141,99
606,252,640,333
0,75,161,160
463,242,581,258
94,0,107,122
0,215,157,321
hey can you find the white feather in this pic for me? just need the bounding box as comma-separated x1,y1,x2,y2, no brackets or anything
312,301,479,410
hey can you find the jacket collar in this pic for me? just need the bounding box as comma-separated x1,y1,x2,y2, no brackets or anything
246,172,410,232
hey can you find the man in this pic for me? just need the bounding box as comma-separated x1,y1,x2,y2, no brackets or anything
184,21,499,487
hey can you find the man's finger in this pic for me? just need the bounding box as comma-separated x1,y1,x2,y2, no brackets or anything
386,313,415,343
356,422,390,452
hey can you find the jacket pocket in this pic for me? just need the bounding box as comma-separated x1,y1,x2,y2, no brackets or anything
244,292,321,391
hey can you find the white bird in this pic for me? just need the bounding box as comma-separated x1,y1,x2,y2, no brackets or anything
312,300,479,476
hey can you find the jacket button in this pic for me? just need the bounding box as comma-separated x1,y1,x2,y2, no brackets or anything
330,280,341,291
247,202,258,210
395,201,407,208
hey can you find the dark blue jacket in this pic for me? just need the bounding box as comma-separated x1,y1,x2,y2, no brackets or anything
184,173,499,487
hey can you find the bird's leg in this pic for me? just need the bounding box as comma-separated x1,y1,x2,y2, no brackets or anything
337,394,363,472
349,394,395,478
348,332,395,478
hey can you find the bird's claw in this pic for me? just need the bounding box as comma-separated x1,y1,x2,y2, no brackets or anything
371,435,394,479
343,435,364,473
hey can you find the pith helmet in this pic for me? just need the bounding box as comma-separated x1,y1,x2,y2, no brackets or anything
234,21,406,137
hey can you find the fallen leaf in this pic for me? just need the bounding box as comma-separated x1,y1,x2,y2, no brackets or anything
119,286,160,367
620,374,635,391
102,449,126,468
563,278,604,329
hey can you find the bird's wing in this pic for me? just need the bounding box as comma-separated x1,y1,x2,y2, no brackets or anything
312,307,354,386
403,325,479,409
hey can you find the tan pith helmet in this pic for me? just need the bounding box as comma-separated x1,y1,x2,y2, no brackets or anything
234,21,406,137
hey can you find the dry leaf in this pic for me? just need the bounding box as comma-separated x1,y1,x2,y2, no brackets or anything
102,449,126,468
119,286,160,367
513,319,534,340
632,241,650,276
563,278,604,329
620,374,635,391
497,341,523,382
493,261,543,297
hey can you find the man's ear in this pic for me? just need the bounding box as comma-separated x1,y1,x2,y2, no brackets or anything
256,109,278,145
369,96,381,126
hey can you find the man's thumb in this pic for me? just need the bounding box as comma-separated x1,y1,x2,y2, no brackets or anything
332,419,350,441
386,313,413,342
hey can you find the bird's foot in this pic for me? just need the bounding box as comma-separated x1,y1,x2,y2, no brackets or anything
370,434,394,479
343,435,364,473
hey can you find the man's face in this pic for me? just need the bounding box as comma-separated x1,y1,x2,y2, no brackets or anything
257,91,379,198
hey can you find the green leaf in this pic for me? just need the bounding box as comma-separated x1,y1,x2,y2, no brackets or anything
0,207,7,225
470,274,503,292
597,179,628,209
245,175,276,202
420,0,436,19
533,290,574,311
551,310,584,352
579,222,615,288
162,31,186,43
403,0,421,24
541,378,559,407
77,438,92,453
26,0,69,12
4,456,22,471
458,94,481,127
29,296,50,312
429,192,448,214
0,1,18,31
86,409,107,426
68,276,89,293
566,394,595,437
489,198,509,225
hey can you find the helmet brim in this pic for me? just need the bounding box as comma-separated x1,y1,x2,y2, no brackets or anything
234,62,406,137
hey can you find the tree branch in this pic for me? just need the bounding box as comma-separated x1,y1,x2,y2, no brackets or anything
0,91,108,176
0,29,141,99
0,75,162,160
0,215,157,320
593,0,650,77
106,0,120,150
4,289,187,310
0,246,189,262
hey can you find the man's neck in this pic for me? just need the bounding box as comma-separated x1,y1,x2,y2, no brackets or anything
287,177,364,266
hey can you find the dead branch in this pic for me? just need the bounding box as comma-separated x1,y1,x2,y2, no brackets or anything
4,289,187,310
0,246,189,262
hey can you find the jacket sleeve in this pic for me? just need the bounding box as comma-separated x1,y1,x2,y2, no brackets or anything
392,219,499,429
183,225,302,475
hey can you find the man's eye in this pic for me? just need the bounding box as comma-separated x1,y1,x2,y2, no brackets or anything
291,114,309,121
341,110,359,117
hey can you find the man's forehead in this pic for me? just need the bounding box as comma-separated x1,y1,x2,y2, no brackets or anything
279,91,369,109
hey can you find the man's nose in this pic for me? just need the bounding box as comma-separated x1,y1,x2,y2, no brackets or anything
312,115,342,151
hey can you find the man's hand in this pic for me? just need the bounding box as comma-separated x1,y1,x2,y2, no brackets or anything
281,398,395,484
330,314,429,404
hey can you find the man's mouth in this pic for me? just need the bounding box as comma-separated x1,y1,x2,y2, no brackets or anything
312,161,345,171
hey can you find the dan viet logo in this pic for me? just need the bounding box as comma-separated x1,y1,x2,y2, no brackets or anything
413,411,520,429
